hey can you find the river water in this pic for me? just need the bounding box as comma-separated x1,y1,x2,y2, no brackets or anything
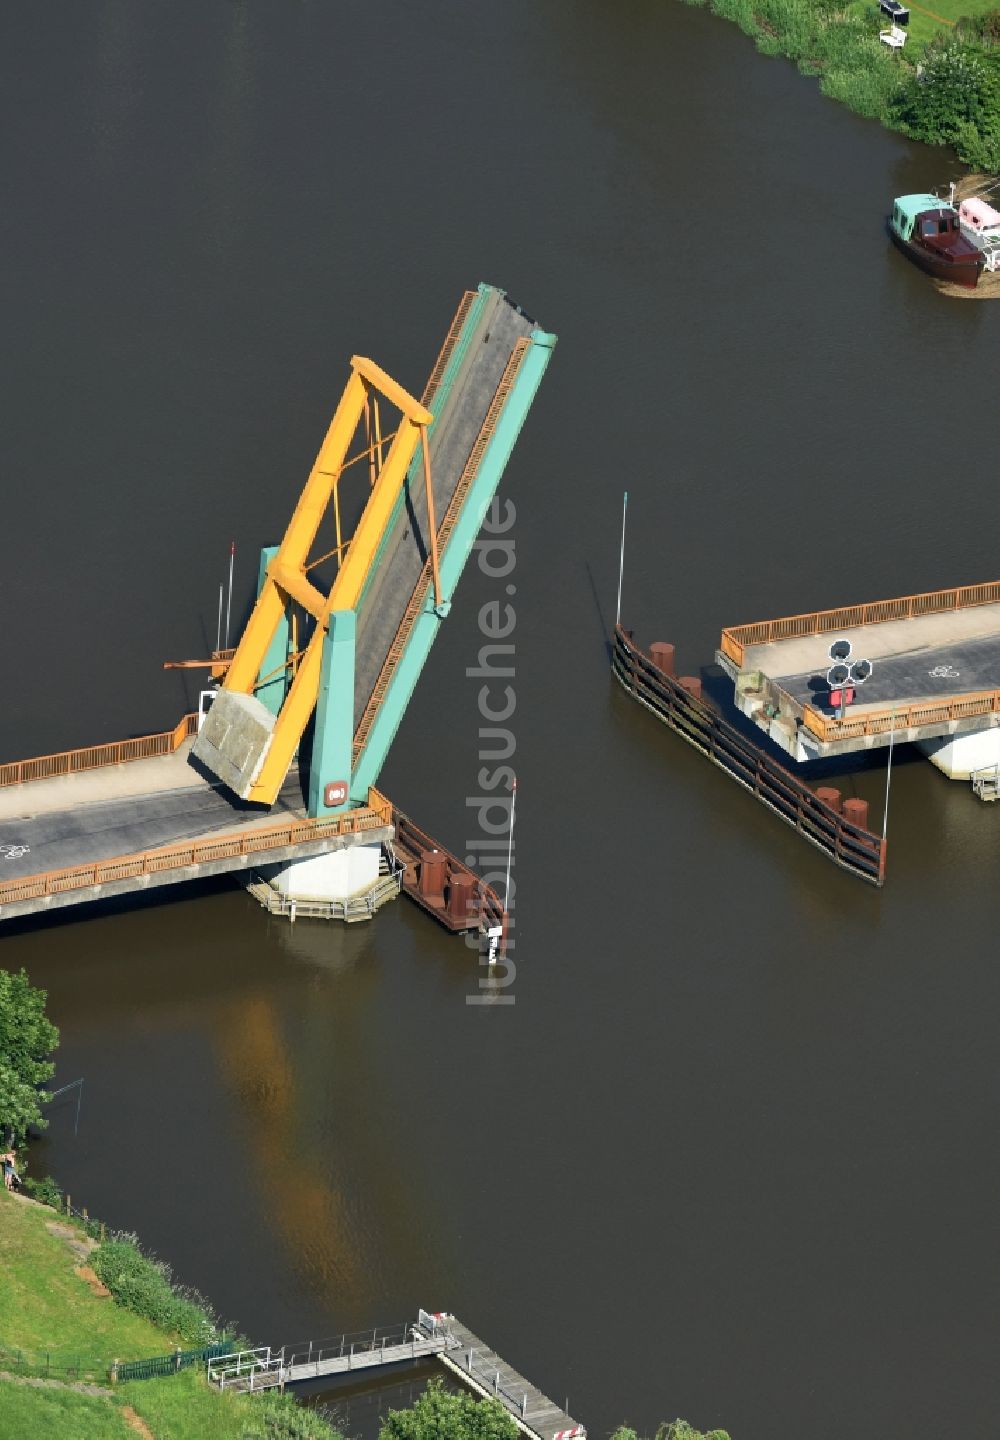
3,3,999,1437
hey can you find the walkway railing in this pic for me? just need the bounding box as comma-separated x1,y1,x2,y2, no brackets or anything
0,713,199,789
721,578,1000,667
421,290,478,408
0,789,394,909
207,1320,449,1393
802,688,1000,742
614,627,885,886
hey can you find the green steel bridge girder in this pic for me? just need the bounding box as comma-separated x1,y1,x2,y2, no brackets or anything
349,326,557,803
308,609,356,817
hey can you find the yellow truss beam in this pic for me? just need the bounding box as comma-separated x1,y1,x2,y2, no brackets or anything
222,356,432,805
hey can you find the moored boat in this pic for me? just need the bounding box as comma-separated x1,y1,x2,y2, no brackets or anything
887,193,983,289
957,195,1000,273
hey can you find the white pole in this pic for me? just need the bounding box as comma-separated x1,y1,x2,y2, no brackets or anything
225,541,235,649
615,490,628,628
216,584,223,654
505,777,517,902
882,711,896,843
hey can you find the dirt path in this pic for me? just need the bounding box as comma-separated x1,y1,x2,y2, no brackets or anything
121,1404,156,1439
0,1368,113,1397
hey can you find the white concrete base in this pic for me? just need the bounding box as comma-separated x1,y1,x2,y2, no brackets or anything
266,843,381,902
919,724,1000,780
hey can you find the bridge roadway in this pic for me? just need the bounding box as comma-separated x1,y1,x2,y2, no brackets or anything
0,742,299,881
0,739,393,923
752,605,1000,716
353,288,535,736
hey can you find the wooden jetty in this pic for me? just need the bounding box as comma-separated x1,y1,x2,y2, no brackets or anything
207,1311,585,1440
429,1314,584,1440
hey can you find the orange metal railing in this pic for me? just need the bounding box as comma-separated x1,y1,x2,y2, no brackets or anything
720,579,1000,668
0,788,394,910
421,289,478,409
802,689,1000,743
0,713,200,789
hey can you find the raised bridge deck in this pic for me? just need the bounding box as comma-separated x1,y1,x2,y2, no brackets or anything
208,1312,585,1440
0,286,551,926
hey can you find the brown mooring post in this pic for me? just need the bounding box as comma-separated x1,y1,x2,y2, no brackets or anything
418,850,446,904
650,642,675,677
679,676,702,701
447,871,476,926
816,786,842,814
842,796,869,828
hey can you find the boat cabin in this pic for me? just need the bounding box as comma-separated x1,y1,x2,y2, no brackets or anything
891,194,960,244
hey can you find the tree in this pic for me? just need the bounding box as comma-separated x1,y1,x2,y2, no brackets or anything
379,1381,518,1440
892,41,1000,149
612,1423,732,1440
0,968,59,1144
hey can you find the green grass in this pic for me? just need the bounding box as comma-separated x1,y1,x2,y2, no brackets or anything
0,1381,135,1440
0,1191,177,1369
907,0,998,48
0,1190,341,1439
120,1370,259,1440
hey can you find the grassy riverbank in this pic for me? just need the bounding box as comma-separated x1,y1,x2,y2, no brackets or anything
681,0,1000,173
0,1187,337,1440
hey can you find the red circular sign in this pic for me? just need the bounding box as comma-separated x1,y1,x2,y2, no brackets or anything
324,780,348,807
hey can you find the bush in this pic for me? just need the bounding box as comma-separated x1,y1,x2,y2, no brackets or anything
611,1425,731,1440
251,1392,347,1440
953,115,1000,171
91,1235,219,1346
22,1174,62,1208
821,53,906,120
379,1380,518,1440
893,42,996,142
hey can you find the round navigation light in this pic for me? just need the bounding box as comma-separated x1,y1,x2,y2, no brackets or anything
829,639,852,662
851,658,873,684
827,663,851,688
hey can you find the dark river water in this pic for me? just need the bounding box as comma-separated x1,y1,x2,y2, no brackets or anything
3,4,1000,1438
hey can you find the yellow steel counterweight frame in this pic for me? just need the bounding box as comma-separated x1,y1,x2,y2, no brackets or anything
223,356,432,805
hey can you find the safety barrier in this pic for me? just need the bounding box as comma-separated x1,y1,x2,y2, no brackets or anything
0,789,394,909
0,713,198,788
114,1342,234,1384
802,688,1000,742
720,578,1000,667
613,627,885,886
421,289,479,408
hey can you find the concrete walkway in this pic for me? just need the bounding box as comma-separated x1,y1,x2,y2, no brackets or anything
744,601,1000,713
0,741,204,822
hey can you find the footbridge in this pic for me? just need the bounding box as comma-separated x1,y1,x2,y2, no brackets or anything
0,285,555,931
208,1311,586,1440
